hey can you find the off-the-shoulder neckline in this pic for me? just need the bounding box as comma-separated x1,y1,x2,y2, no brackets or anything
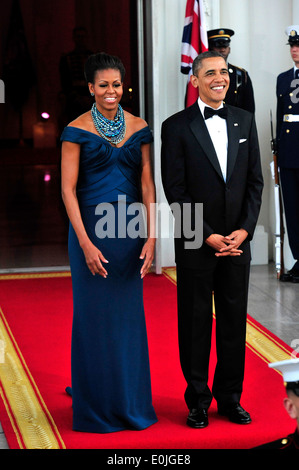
64,125,151,148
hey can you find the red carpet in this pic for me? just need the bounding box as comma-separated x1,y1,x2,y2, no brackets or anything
0,270,297,450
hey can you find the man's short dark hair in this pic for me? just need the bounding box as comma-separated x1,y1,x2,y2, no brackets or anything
192,51,225,76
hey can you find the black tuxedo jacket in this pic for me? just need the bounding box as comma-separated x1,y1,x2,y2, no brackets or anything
161,101,264,269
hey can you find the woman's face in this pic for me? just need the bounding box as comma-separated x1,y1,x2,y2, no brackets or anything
89,68,123,116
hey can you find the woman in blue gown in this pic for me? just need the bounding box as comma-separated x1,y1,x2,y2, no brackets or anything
60,53,157,433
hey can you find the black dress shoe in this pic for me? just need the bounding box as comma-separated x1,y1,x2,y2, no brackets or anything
280,267,299,283
186,408,208,428
218,403,251,424
290,268,299,283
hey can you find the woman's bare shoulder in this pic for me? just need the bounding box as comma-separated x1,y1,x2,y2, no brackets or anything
124,111,148,134
67,111,93,130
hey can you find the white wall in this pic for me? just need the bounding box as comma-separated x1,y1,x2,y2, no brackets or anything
217,0,298,269
149,0,187,271
149,0,298,270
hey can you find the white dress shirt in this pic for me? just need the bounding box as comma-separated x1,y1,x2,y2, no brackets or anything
197,97,228,182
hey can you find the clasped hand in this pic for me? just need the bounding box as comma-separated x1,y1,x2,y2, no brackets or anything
205,229,248,257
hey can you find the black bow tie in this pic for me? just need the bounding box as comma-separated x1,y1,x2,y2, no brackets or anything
204,106,228,120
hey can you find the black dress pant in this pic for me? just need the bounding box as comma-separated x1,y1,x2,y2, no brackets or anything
280,168,299,266
176,257,250,410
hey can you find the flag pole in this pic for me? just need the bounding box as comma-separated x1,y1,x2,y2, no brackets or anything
270,110,285,280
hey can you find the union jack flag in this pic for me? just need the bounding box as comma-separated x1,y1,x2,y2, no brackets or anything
181,0,208,107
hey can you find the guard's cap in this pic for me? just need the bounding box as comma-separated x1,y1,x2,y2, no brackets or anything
208,28,235,48
269,358,299,396
285,25,299,45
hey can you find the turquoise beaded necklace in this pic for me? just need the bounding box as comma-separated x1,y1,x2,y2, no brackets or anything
91,102,126,145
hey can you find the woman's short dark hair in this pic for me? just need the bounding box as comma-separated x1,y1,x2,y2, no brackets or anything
84,52,126,83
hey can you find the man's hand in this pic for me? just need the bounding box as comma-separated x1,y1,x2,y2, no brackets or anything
205,229,248,257
224,229,248,250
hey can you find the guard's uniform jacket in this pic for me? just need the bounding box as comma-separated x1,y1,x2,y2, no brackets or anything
255,428,299,450
276,67,299,267
224,63,255,113
276,68,299,169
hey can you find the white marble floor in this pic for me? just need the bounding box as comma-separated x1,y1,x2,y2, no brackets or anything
0,423,9,449
248,263,299,348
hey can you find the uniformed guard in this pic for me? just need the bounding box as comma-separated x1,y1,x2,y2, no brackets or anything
254,358,299,449
207,28,255,113
276,25,299,283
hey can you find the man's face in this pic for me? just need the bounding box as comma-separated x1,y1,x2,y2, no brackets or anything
284,391,299,426
191,57,230,108
290,44,299,67
210,45,231,61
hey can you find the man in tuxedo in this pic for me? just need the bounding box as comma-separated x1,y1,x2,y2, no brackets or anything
161,51,263,428
276,25,299,283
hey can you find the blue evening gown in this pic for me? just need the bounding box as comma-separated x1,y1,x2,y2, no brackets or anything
60,126,157,433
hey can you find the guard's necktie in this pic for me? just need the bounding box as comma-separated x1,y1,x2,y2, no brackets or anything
204,106,228,120
295,69,299,79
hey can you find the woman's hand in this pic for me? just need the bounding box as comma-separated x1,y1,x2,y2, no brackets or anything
139,238,155,279
81,240,109,277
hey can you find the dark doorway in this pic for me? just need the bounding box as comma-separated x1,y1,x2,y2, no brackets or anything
0,0,140,271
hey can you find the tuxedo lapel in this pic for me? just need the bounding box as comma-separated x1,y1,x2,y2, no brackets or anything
226,107,240,183
188,103,241,183
188,105,224,180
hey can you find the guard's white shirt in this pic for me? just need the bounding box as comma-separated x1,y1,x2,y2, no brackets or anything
197,97,228,182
